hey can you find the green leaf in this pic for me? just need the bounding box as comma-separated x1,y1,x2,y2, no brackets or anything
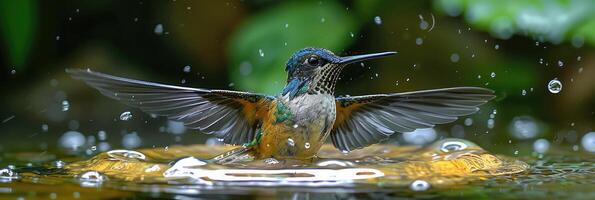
434,0,595,46
228,0,357,94
0,0,37,69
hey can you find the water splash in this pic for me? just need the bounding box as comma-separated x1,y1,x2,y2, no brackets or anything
0,168,18,182
78,171,107,187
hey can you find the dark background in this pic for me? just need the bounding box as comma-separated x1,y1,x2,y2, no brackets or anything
0,0,593,157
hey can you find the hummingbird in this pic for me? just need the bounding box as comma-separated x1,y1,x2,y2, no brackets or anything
68,47,494,162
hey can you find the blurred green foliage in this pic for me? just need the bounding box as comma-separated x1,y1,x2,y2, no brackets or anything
228,1,359,94
0,0,37,69
434,0,595,47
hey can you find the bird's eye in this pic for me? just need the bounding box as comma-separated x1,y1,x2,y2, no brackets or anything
306,56,321,67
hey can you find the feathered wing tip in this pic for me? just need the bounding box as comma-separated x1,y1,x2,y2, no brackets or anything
67,68,272,145
331,87,495,151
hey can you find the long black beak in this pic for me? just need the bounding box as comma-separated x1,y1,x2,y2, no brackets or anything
338,51,396,65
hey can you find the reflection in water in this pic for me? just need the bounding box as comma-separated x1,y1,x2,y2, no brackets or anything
5,138,593,199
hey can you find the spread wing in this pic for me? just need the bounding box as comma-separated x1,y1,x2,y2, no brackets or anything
331,87,495,151
67,69,273,145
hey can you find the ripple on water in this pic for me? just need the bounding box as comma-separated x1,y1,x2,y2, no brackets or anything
7,138,535,197
107,149,146,161
410,180,430,191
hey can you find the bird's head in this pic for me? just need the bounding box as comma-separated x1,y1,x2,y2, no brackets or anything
282,47,395,96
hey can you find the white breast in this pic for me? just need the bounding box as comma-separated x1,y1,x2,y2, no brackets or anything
282,94,336,128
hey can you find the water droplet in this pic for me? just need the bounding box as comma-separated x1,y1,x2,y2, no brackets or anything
509,116,539,139
258,49,264,57
304,142,311,149
403,128,437,145
166,120,186,134
450,53,460,63
154,24,164,35
90,146,97,151
292,124,298,128
239,61,252,76
41,124,49,132
577,56,582,61
98,142,111,151
521,89,527,96
52,160,66,168
349,32,354,38
59,131,85,151
205,137,223,146
182,65,191,73
514,150,519,155
464,118,473,126
547,79,562,94
55,35,61,41
284,23,289,28
419,20,429,30
121,132,141,149
10,69,16,75
557,60,564,67
490,72,496,78
487,119,495,129
582,132,595,152
263,158,280,165
494,44,500,50
533,138,550,154
97,131,107,141
0,168,18,182
373,16,382,25
61,100,70,111
410,180,430,191
78,171,107,187
415,37,423,45
287,138,295,146
119,111,132,121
